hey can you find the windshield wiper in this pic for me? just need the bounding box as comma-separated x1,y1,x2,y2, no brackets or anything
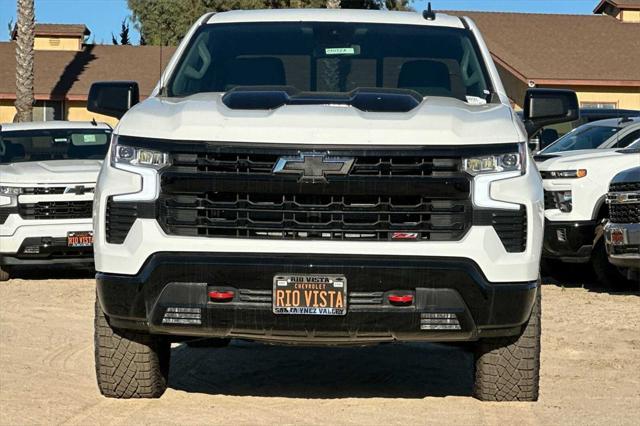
221,86,423,113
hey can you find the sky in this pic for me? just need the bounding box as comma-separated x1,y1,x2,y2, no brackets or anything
0,0,598,44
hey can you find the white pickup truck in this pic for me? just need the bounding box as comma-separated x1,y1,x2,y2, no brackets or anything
537,140,640,287
85,8,579,400
0,121,112,281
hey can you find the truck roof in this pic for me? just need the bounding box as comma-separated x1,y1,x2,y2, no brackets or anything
207,8,465,29
1,121,111,132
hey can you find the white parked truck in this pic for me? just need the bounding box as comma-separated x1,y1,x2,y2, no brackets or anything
0,121,112,281
86,9,579,401
537,142,640,287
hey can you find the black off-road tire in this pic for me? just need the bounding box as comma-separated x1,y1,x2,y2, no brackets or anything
592,239,631,289
0,266,10,282
473,285,541,401
186,338,231,348
94,298,170,398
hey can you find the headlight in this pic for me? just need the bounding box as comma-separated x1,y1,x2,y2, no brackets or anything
462,143,526,175
0,186,23,196
542,169,587,179
110,136,170,170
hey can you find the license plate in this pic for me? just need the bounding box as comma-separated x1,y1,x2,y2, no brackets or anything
610,228,627,245
273,274,347,316
67,231,93,247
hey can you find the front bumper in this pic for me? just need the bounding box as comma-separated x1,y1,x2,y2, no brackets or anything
97,252,538,345
543,220,596,262
0,236,93,266
604,222,640,270
0,215,94,265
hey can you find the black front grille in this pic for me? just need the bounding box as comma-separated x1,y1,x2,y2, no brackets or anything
609,203,640,223
544,191,557,210
105,199,138,244
159,192,471,241
171,152,461,177
22,187,66,195
610,182,640,192
124,140,525,246
18,201,93,220
491,209,527,253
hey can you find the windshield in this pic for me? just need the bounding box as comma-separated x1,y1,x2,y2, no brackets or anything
0,128,111,164
168,22,492,102
541,125,620,154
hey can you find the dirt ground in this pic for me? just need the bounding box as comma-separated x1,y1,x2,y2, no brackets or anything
0,269,638,426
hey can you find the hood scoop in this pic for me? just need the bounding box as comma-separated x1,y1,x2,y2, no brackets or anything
221,86,423,113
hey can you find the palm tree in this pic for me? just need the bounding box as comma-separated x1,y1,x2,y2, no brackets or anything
14,0,35,122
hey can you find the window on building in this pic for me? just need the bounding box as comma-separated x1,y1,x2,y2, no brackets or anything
32,100,64,121
580,102,617,109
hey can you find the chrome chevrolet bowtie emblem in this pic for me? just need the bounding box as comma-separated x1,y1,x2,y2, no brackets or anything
273,153,354,183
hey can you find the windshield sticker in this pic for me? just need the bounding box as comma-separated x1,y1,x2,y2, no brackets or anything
466,96,487,105
83,134,97,143
325,47,356,55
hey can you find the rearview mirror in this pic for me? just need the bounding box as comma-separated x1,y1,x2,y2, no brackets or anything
523,89,579,138
88,81,140,119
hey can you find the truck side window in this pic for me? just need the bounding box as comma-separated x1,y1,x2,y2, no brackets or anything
613,129,640,148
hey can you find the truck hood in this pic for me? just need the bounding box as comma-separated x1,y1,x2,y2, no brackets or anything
116,93,524,145
537,149,631,171
0,159,103,185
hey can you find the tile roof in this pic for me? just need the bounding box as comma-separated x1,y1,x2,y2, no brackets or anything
594,0,640,13
11,23,90,40
0,42,176,100
447,11,640,85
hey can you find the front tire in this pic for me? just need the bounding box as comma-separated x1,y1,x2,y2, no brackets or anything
0,266,10,282
94,298,170,398
592,239,631,289
473,284,541,401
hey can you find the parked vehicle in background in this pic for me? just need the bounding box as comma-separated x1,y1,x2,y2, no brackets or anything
87,9,579,401
520,108,640,152
534,117,640,160
0,121,112,281
604,164,640,284
537,141,640,287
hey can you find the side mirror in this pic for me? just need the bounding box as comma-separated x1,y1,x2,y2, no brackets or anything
88,81,140,119
523,89,579,138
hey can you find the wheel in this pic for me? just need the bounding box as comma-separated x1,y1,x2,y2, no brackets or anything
94,298,170,398
591,239,632,289
186,338,231,348
473,284,541,401
0,266,10,282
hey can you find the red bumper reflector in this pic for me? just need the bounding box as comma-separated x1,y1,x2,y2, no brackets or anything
388,294,413,305
208,291,235,302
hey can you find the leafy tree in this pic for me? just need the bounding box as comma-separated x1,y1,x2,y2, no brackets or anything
128,0,410,46
119,18,131,45
14,0,35,122
111,33,118,45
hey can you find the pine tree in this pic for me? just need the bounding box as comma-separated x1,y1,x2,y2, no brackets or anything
119,18,131,45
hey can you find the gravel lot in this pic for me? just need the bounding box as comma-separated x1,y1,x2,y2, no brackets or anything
0,269,638,425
